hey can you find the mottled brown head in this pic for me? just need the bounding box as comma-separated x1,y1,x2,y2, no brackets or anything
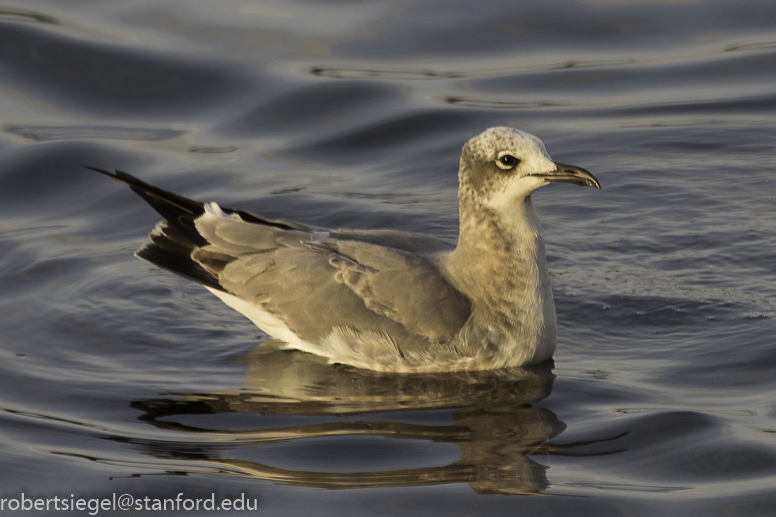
459,127,600,210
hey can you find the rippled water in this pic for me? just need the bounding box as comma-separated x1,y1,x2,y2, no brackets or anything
2,0,776,515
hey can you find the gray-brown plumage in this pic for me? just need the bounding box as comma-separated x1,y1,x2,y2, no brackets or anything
91,127,599,372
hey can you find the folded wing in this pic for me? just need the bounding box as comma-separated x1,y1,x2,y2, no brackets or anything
92,168,472,368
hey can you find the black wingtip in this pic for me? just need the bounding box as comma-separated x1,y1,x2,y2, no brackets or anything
136,244,224,291
84,165,138,181
87,165,205,217
84,165,118,180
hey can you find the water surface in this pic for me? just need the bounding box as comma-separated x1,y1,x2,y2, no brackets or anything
1,0,776,515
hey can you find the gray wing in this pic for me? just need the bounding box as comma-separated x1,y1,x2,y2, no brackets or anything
191,206,472,355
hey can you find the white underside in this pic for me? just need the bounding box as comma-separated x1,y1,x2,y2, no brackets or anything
206,287,314,353
205,287,404,370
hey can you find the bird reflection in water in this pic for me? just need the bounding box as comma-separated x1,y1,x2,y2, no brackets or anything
124,343,612,495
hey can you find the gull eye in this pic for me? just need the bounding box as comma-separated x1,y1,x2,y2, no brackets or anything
496,153,520,170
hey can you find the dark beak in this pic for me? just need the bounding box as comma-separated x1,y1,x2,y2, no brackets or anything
532,162,601,189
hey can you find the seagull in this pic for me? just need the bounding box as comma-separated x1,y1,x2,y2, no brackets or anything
90,127,600,372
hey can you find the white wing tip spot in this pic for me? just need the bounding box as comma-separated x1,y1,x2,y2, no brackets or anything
203,202,240,220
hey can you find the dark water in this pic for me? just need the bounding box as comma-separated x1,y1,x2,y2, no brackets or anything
1,0,776,515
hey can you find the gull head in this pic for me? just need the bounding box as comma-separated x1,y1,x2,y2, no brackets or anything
459,127,600,210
